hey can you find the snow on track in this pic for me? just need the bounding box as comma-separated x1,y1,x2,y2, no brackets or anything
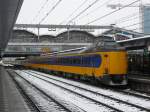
21,70,150,112
15,70,114,112
28,70,150,109
14,76,67,112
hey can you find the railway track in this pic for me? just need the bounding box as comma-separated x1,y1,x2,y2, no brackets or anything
31,70,150,100
13,70,118,112
28,70,150,101
116,89,150,100
31,69,150,96
128,76,150,94
7,70,42,112
16,70,150,112
8,70,85,112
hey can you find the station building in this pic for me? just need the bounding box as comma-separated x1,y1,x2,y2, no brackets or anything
6,28,143,53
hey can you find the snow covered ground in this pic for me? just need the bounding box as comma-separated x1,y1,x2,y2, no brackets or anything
14,76,67,112
14,70,150,112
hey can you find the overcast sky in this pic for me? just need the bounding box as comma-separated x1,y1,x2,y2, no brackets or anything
16,0,150,35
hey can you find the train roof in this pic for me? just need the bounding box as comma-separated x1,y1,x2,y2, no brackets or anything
41,47,87,57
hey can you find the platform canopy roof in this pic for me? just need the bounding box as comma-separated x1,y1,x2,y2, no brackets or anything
0,0,23,57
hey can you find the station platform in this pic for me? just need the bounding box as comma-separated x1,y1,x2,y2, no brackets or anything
0,66,30,112
128,73,150,84
128,73,150,93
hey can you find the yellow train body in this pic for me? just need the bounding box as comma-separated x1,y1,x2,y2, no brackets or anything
23,51,128,85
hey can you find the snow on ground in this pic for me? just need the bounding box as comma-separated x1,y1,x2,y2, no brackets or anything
28,70,150,109
25,70,145,112
15,70,113,112
14,75,65,112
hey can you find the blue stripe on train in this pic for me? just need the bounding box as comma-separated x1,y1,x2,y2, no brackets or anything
32,54,102,68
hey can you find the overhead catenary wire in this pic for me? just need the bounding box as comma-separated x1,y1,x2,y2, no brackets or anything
122,18,150,28
39,0,63,24
130,26,150,33
59,0,88,25
115,12,138,22
123,22,141,28
78,0,113,21
57,0,100,35
120,16,150,33
116,15,139,24
56,0,88,35
66,0,101,25
86,0,140,25
115,12,139,24
31,0,49,24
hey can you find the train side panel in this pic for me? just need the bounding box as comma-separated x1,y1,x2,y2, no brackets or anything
24,63,102,76
23,51,127,85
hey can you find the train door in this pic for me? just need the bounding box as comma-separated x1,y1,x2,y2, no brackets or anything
91,56,96,77
104,54,109,74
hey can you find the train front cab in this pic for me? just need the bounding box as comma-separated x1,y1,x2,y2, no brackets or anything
98,51,128,86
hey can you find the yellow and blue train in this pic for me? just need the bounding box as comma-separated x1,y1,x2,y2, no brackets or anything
20,46,128,86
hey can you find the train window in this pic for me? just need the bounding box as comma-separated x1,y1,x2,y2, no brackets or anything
82,56,91,66
63,57,66,64
73,58,77,64
82,56,85,66
71,56,80,65
69,57,73,65
64,58,68,64
76,57,81,65
57,58,59,64
60,58,63,64
60,57,63,64
82,57,86,66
